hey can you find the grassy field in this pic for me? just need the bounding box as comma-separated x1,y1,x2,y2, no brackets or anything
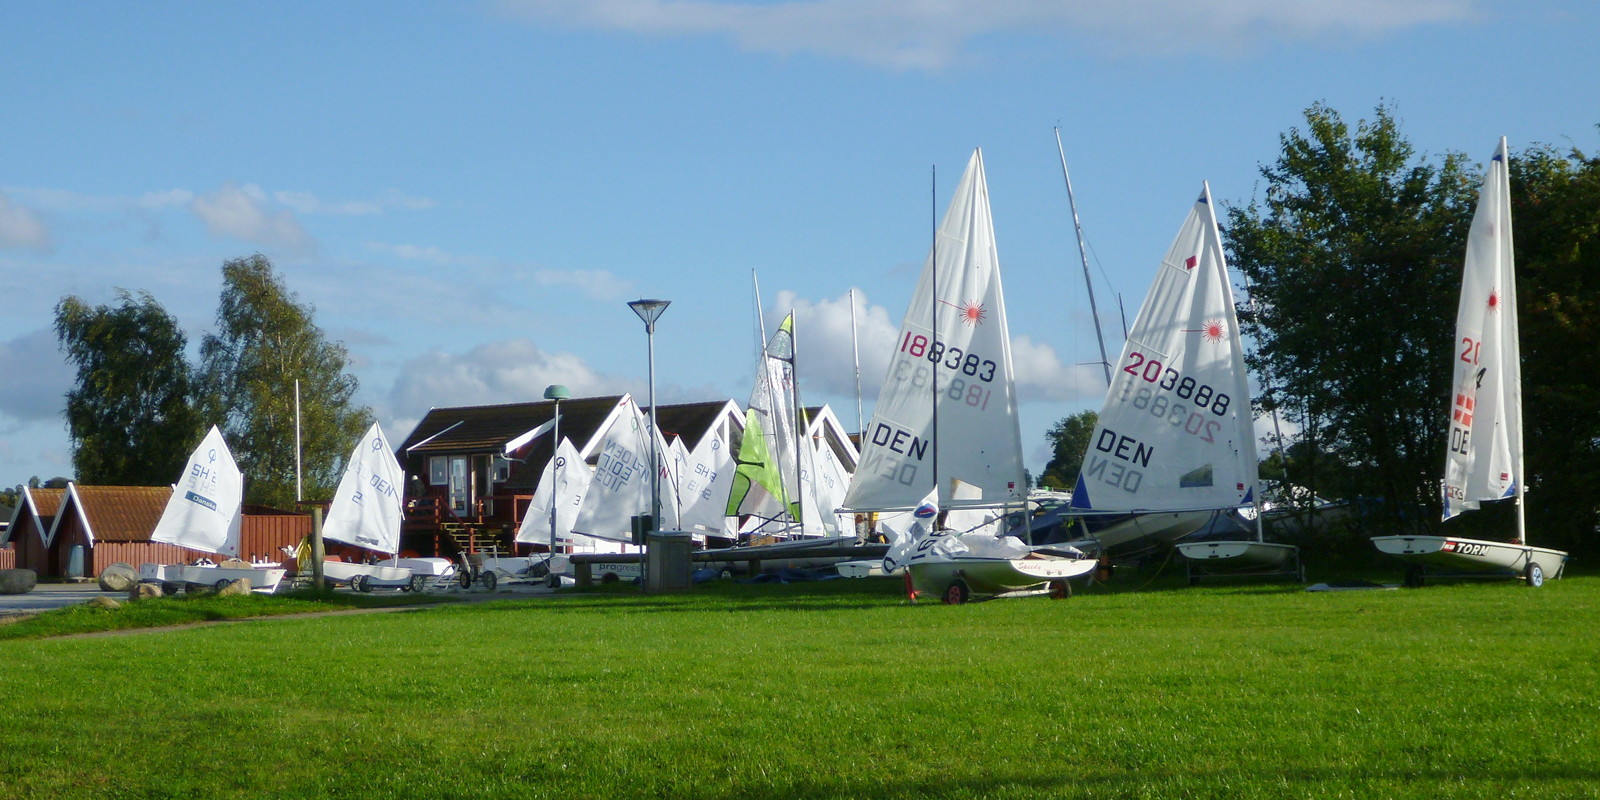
1,572,1596,799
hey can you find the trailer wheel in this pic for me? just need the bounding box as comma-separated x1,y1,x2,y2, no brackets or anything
357,574,375,593
458,568,473,589
1525,562,1545,588
161,582,180,596
479,571,498,591
215,579,231,592
1049,580,1071,600
943,580,970,605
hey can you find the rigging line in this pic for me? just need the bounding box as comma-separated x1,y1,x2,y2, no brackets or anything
1055,126,1113,386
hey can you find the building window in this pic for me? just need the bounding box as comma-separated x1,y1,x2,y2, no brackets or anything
429,456,448,486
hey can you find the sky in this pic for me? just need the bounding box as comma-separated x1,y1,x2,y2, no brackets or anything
3,0,1598,488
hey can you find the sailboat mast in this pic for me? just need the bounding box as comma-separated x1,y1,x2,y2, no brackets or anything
1055,127,1113,386
791,312,805,530
850,288,863,435
752,269,768,356
1502,136,1529,546
930,163,940,505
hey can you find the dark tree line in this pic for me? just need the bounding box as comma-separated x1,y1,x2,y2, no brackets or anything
54,255,372,508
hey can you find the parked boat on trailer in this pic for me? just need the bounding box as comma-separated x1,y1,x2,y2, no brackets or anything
1373,138,1569,587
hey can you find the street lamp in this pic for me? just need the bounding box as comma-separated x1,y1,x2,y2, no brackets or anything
542,384,570,570
627,298,669,589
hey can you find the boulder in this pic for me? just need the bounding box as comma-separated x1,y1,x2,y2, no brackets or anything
85,596,121,611
98,562,138,592
0,569,37,595
129,583,163,601
217,578,254,596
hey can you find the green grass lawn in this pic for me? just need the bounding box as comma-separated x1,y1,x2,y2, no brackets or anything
1,574,1596,799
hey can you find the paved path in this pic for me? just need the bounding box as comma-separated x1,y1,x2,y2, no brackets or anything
0,582,125,616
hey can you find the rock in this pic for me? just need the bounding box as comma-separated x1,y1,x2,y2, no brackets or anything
85,596,121,611
98,562,138,592
0,569,37,595
217,578,254,596
129,583,163,601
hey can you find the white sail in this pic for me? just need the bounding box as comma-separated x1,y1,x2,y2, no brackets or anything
572,397,653,543
679,425,737,535
321,423,405,555
150,425,244,556
519,437,594,547
1444,137,1521,521
1072,183,1258,513
728,313,805,529
809,433,854,536
844,148,1026,512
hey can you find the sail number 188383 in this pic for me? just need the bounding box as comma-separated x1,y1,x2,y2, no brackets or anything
893,333,999,410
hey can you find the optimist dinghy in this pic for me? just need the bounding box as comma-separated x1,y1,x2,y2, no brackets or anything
1373,138,1568,587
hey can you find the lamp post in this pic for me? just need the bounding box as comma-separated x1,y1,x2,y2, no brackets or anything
542,384,570,570
627,298,669,589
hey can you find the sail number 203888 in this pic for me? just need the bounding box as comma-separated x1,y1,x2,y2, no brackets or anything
1122,352,1231,416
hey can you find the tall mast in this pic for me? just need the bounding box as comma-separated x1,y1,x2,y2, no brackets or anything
1055,126,1113,386
849,288,863,435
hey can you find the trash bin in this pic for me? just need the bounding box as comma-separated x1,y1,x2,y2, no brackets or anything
645,531,693,592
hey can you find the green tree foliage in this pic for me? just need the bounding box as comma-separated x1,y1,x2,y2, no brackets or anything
1225,103,1477,536
54,290,201,485
1039,410,1097,490
1512,139,1600,554
199,255,372,508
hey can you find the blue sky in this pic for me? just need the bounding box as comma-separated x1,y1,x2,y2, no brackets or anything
3,0,1597,487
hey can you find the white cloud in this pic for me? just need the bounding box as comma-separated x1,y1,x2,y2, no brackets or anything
0,192,51,251
533,269,633,301
0,328,73,423
189,182,316,252
496,0,1478,69
274,189,436,216
387,338,631,422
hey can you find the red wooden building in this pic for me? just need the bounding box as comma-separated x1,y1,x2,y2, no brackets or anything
1,487,65,575
39,484,312,579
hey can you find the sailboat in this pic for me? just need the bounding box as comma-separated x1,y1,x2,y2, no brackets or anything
139,425,286,592
843,148,1094,602
318,423,421,591
1372,137,1568,587
1066,184,1266,565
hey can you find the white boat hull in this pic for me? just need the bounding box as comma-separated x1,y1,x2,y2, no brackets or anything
836,559,900,578
1176,540,1298,570
138,563,286,593
320,561,414,586
908,555,1096,602
1372,535,1568,585
1176,540,1302,583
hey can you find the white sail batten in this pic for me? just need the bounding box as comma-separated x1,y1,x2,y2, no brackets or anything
1443,137,1523,524
321,422,405,555
844,148,1025,512
1072,183,1258,514
151,425,244,556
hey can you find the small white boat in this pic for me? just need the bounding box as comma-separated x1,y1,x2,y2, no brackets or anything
1374,138,1568,586
320,424,414,591
138,562,287,593
1372,535,1566,587
1067,184,1272,573
907,554,1095,603
320,560,419,592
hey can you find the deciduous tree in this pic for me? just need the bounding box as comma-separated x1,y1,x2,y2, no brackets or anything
1224,103,1476,537
198,255,372,508
1039,410,1096,490
54,290,200,485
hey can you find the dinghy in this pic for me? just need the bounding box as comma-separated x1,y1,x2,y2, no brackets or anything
319,423,417,591
140,426,285,593
842,149,1094,602
1064,184,1276,574
1373,138,1568,587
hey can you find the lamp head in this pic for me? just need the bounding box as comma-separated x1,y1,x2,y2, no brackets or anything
543,384,571,401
